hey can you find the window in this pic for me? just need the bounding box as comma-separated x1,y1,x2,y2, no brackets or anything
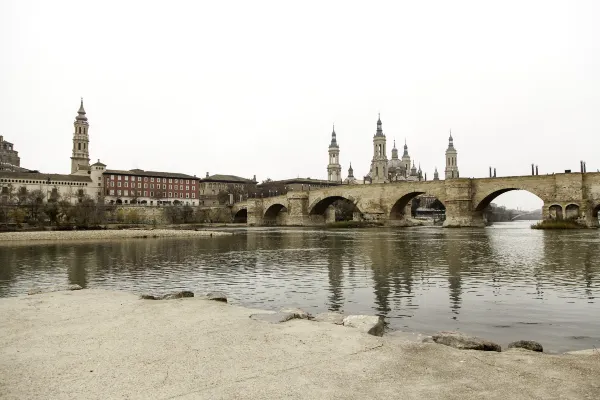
175,179,179,183
125,190,129,196
169,185,172,189
111,175,115,180
118,175,121,180
186,186,189,191
168,192,172,197
144,183,148,188
117,182,121,187
137,183,141,188
151,184,154,189
186,180,189,184
163,178,166,183
151,178,154,182
150,192,154,197
174,185,178,190
124,182,128,188
169,179,172,183
162,184,166,189
110,181,114,187
186,193,190,198
125,176,128,181
110,190,115,195
117,190,122,196
144,191,147,196
192,193,196,198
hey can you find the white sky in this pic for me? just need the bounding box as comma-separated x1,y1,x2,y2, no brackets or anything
1,0,599,211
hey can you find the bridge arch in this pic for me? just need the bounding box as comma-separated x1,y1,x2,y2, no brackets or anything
263,203,288,225
308,195,360,216
474,188,545,212
233,208,247,223
389,191,446,222
565,203,580,220
548,204,563,220
593,204,600,219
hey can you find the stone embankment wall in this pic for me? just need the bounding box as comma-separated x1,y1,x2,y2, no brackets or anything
109,206,235,225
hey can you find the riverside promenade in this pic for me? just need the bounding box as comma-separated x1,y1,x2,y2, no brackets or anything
1,290,599,399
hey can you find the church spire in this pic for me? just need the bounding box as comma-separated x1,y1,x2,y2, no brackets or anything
329,124,338,148
76,97,87,122
391,139,399,159
348,162,354,178
375,113,384,136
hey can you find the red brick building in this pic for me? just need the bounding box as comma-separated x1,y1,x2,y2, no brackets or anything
103,169,199,206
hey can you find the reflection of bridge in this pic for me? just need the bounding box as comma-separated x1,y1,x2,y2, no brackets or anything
233,173,600,228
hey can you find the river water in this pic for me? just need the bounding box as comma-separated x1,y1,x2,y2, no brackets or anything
1,221,599,352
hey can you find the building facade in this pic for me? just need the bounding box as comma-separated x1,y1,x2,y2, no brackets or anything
0,135,22,171
103,169,199,206
199,174,257,206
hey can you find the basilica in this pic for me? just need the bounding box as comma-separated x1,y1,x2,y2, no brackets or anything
327,115,458,184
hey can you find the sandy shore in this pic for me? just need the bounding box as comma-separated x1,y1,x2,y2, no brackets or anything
0,228,231,242
1,289,598,399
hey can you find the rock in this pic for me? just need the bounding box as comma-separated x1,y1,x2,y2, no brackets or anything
342,315,384,337
140,291,194,300
432,331,501,352
28,284,83,295
313,312,345,325
421,336,435,343
206,292,227,303
162,291,194,300
250,312,299,324
507,340,543,352
280,308,311,320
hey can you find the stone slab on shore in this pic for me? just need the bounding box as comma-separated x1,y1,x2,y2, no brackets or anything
1,290,599,400
0,228,231,242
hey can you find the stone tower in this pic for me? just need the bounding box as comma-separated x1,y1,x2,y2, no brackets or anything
445,130,459,179
369,114,388,183
70,98,90,174
433,167,440,181
327,125,341,182
401,139,411,175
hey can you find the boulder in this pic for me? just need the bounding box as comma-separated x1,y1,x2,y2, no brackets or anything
206,292,228,303
432,331,501,352
342,315,384,337
250,312,299,324
507,340,543,353
313,312,345,325
280,308,311,320
421,336,435,343
140,294,158,300
162,291,194,300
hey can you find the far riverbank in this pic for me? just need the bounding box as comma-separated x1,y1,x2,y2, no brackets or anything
0,228,231,242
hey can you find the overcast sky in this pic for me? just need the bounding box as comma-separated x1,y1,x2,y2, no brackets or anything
2,0,598,210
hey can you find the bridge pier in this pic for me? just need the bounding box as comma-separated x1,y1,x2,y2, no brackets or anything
443,179,486,227
286,192,311,226
247,199,264,226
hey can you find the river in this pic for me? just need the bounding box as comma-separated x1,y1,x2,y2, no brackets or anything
1,221,599,352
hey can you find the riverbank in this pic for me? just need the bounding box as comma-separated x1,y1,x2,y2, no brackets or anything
0,228,231,242
1,289,598,399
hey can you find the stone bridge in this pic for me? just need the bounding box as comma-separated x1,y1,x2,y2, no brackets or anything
232,172,600,227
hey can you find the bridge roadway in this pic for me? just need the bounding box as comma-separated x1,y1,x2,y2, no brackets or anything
232,172,600,228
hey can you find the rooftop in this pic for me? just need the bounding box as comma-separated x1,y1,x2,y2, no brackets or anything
203,174,256,183
105,169,198,180
0,171,92,183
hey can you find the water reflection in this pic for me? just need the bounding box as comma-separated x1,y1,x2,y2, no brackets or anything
0,222,598,352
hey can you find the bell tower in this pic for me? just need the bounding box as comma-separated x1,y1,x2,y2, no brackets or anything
445,130,459,179
71,98,90,174
327,125,341,182
369,114,388,183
